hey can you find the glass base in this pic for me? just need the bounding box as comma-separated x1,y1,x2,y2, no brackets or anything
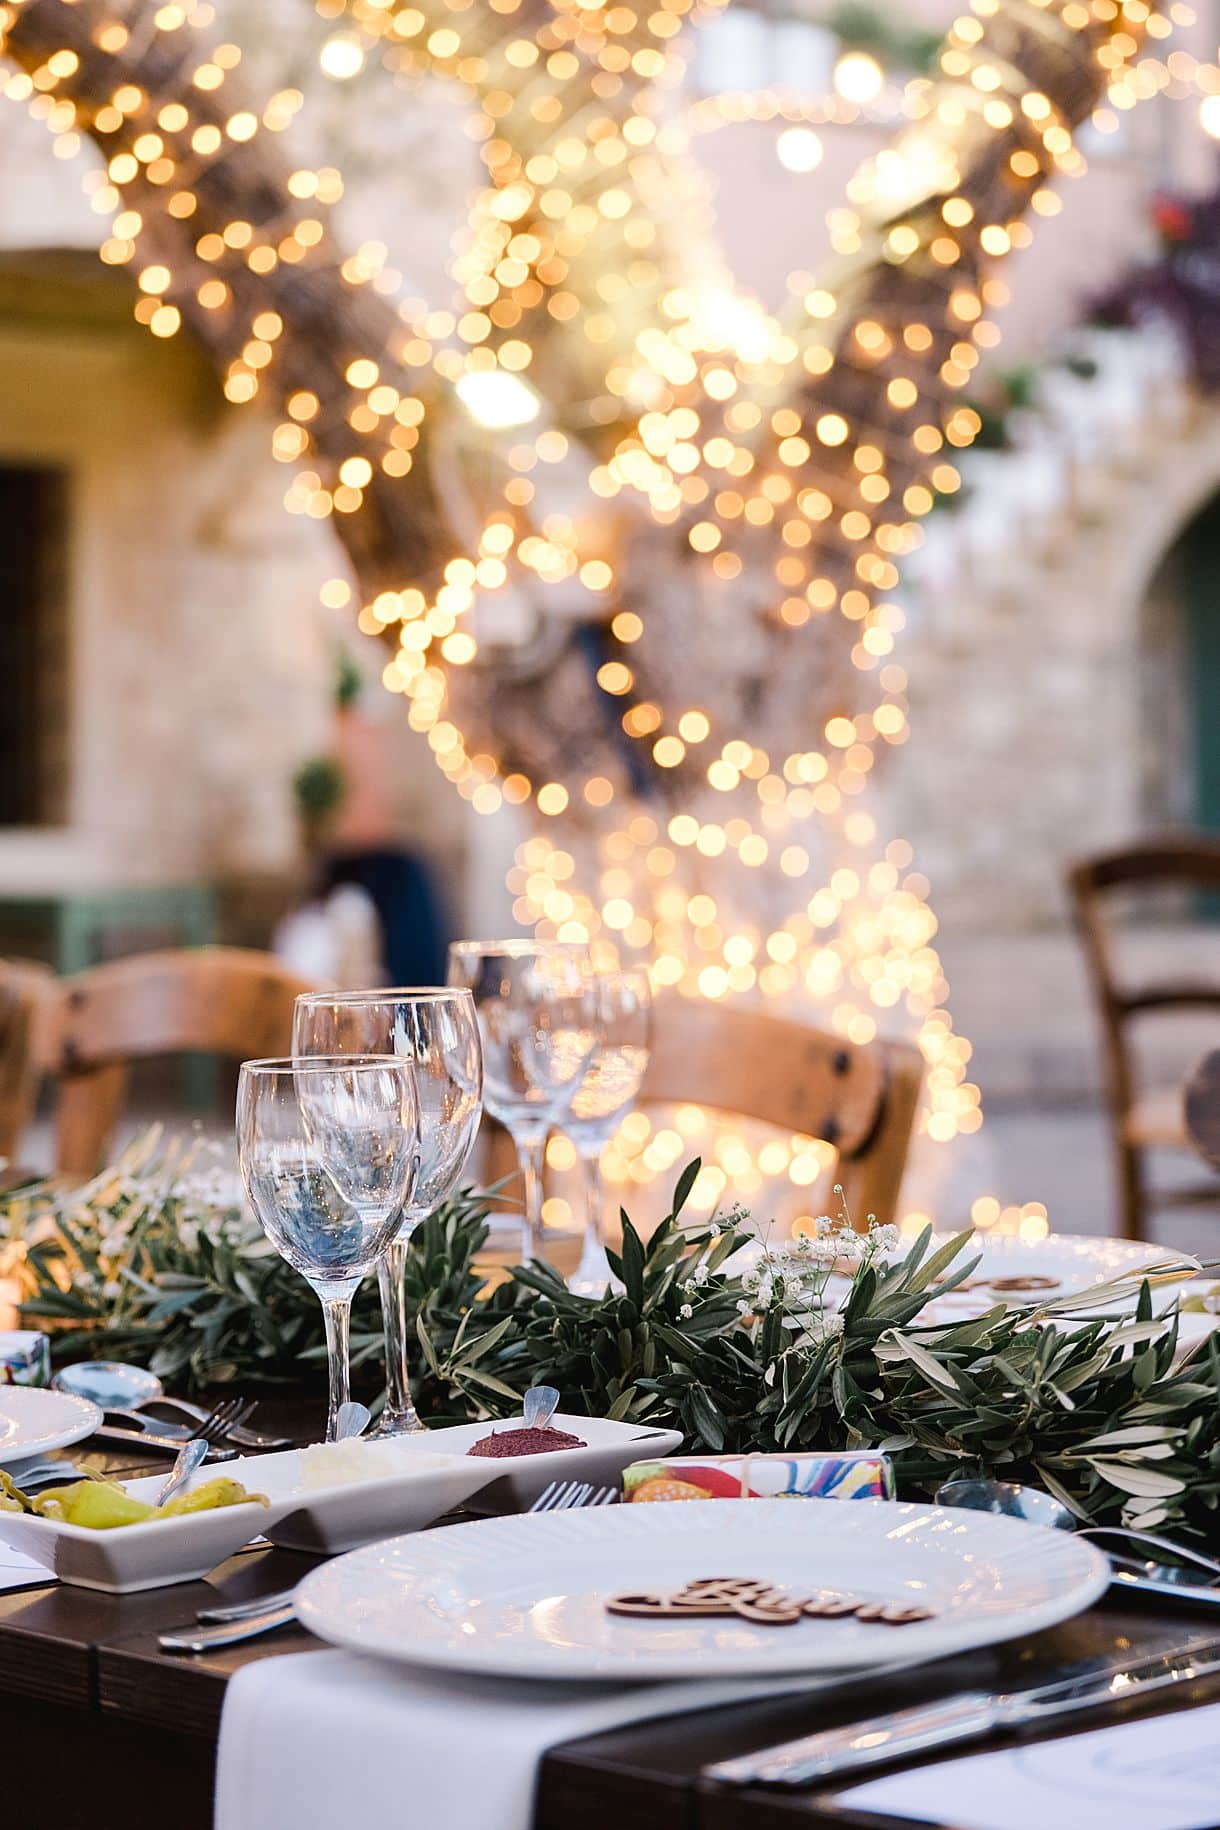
369,1400,425,1438
569,1232,614,1298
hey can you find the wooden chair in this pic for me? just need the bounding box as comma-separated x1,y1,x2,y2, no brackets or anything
0,958,58,1166
641,997,923,1228
488,996,924,1230
35,947,326,1177
1068,837,1220,1239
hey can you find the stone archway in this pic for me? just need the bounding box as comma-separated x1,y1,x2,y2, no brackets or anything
1136,417,1220,833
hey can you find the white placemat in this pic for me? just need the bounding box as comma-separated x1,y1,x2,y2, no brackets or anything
840,1701,1220,1830
215,1648,821,1830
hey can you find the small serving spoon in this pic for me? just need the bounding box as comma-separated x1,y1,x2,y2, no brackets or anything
334,1400,371,1441
934,1478,1075,1532
935,1479,1220,1601
522,1385,561,1431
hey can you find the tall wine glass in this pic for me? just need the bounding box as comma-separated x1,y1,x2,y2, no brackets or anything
563,968,653,1294
236,1055,419,1441
293,989,483,1435
447,940,597,1260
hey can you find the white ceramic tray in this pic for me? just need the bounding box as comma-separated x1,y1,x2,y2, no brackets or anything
421,1412,683,1511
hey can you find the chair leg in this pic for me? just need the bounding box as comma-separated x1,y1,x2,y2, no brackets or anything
1117,1142,1147,1242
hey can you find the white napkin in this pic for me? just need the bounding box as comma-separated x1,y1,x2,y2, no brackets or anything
840,1701,1220,1830
0,1548,53,1593
215,1649,819,1830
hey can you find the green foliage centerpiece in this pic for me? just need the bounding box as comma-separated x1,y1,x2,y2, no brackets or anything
6,1132,1218,1547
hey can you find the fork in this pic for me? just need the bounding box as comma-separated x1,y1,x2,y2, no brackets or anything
155,1398,254,1508
136,1397,292,1452
160,1474,622,1652
531,1479,619,1511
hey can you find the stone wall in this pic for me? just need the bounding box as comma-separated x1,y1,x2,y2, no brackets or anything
890,403,1220,934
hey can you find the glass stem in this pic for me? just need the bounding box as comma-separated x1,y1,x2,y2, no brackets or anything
319,1292,353,1444
517,1132,547,1261
377,1234,421,1435
573,1144,612,1294
578,1146,602,1243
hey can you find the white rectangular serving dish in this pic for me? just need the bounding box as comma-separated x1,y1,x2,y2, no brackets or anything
423,1412,683,1511
0,1438,500,1590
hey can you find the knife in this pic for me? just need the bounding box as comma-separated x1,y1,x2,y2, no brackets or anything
705,1637,1220,1788
159,1601,297,1655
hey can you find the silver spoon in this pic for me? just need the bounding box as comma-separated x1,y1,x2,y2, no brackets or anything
935,1480,1220,1600
934,1478,1075,1532
522,1385,560,1431
1079,1526,1220,1584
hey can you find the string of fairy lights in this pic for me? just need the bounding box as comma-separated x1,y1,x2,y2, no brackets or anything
0,0,1199,1229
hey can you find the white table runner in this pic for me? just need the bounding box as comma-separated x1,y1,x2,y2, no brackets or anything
215,1648,820,1830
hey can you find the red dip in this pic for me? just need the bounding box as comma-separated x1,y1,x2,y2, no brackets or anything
466,1426,587,1458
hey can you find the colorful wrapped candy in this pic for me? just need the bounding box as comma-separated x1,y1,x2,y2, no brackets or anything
0,1332,50,1388
623,1449,893,1504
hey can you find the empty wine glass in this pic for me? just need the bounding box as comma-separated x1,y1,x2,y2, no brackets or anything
563,968,652,1294
236,1055,419,1441
293,989,483,1435
447,940,597,1260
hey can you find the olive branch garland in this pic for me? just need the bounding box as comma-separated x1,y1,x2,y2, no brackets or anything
5,1134,1218,1546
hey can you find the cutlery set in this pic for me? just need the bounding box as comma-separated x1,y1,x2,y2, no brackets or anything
706,1636,1220,1788
91,1396,291,1459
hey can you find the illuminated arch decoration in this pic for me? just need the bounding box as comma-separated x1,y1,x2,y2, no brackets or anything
0,0,1185,1214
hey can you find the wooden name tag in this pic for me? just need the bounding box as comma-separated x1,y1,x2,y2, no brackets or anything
605,1576,936,1627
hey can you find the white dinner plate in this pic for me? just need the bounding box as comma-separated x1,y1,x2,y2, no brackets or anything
920,1233,1199,1320
0,1387,102,1467
295,1496,1109,1682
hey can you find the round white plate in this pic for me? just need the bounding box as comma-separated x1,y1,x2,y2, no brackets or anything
923,1233,1199,1318
295,1497,1109,1682
0,1387,102,1466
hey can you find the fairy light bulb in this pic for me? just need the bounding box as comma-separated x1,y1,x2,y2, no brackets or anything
834,51,884,106
776,127,824,173
319,35,364,80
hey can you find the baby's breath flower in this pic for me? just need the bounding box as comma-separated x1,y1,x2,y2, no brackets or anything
678,1302,693,1321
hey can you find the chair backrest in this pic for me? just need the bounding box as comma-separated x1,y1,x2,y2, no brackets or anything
642,995,924,1227
1068,837,1220,1122
0,958,58,1166
44,947,326,1177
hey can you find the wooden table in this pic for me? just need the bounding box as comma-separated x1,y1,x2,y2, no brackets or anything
5,1411,1220,1830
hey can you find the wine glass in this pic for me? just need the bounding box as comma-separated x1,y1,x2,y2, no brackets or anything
563,968,653,1294
236,1055,419,1441
293,988,483,1435
447,940,597,1260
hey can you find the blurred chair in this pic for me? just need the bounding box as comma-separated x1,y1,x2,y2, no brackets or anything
34,947,326,1178
0,958,57,1167
642,998,923,1228
1069,837,1220,1239
490,997,924,1231
1184,1049,1220,1173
